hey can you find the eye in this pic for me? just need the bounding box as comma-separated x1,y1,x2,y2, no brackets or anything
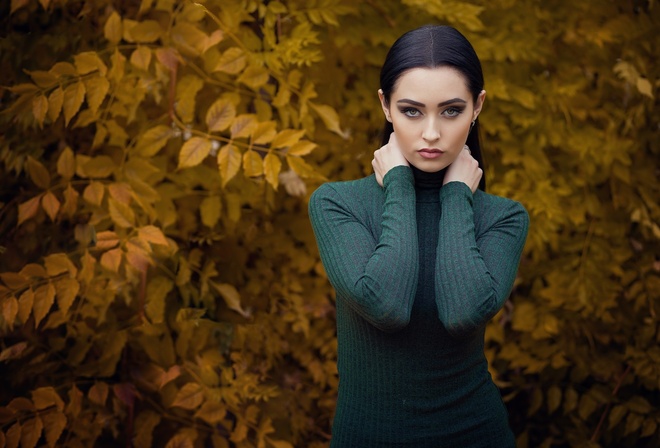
400,107,421,118
443,107,463,117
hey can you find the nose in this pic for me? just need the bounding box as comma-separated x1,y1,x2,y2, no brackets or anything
422,117,440,142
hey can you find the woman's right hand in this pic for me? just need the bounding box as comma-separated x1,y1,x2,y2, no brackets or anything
372,132,409,187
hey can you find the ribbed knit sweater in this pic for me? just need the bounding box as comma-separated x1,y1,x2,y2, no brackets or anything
308,165,529,447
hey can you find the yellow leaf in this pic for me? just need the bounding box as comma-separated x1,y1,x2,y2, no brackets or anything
230,114,257,139
0,341,27,361
49,61,77,77
203,29,224,53
44,253,76,277
109,198,136,228
200,196,221,228
310,102,346,137
20,416,43,448
33,283,55,328
32,95,48,127
100,248,123,272
205,98,236,132
178,137,212,169
109,47,127,82
83,181,105,206
237,64,270,90
165,433,195,448
251,120,277,144
171,383,204,410
636,77,653,99
155,47,180,72
31,387,64,411
175,74,204,124
217,144,241,188
27,70,57,88
17,288,34,325
263,153,281,189
47,86,63,122
54,277,79,316
210,282,250,318
171,22,208,56
134,410,161,448
108,182,132,204
18,195,43,226
1,272,29,289
271,129,306,149
41,191,60,221
547,386,562,413
128,20,162,43
286,155,317,178
41,412,67,447
63,81,86,126
83,75,110,116
287,140,317,156
27,156,50,189
74,52,107,76
243,150,263,177
135,124,173,157
213,47,246,74
88,382,108,406
57,146,75,180
267,440,294,448
194,401,226,425
84,155,116,179
130,46,152,71
138,225,169,246
145,276,173,324
104,11,122,45
1,296,19,327
95,231,120,250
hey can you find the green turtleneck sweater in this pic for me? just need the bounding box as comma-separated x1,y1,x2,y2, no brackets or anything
309,166,529,447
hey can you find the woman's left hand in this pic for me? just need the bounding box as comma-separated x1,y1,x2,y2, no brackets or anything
443,145,482,193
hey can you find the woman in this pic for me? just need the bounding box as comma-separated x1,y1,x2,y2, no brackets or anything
309,25,529,447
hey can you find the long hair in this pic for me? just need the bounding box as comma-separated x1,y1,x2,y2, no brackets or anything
379,25,486,191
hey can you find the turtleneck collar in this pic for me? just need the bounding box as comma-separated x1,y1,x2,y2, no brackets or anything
411,165,445,190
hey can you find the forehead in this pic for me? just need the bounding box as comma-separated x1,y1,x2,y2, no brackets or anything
392,67,470,100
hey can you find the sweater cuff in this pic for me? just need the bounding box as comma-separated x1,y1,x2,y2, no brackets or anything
439,181,473,204
383,165,414,188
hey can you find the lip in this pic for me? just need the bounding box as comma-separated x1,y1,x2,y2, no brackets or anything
418,148,445,159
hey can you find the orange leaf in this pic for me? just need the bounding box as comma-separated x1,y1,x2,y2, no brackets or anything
194,401,226,425
41,191,60,221
130,46,152,71
73,52,107,76
42,412,67,447
83,75,110,116
17,194,43,226
155,47,180,72
108,198,135,228
178,137,212,169
33,282,55,328
100,248,123,272
32,387,64,411
56,146,75,180
0,341,27,361
171,383,203,410
88,382,109,406
61,183,79,217
47,86,64,122
20,416,43,448
95,231,121,249
63,81,86,126
1,296,19,327
138,225,169,246
54,277,79,316
44,253,77,277
17,288,34,324
32,95,48,127
26,156,50,189
5,422,21,448
0,272,29,289
83,181,105,206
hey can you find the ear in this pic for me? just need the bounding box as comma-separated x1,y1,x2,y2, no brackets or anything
472,89,486,121
378,89,392,123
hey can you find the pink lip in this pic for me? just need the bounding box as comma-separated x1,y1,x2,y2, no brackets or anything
418,148,445,159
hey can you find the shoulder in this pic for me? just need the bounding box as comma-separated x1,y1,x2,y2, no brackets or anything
309,175,381,216
473,190,529,231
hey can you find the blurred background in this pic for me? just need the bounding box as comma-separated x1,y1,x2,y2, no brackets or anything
0,0,658,446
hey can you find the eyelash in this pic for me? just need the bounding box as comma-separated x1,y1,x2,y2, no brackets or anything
399,107,464,118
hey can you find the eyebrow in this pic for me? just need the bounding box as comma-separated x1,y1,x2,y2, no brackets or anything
396,98,467,108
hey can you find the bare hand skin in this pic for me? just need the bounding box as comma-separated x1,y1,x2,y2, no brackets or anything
443,146,482,193
372,132,410,187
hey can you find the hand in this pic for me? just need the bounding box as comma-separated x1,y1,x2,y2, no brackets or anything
372,132,409,187
443,145,482,193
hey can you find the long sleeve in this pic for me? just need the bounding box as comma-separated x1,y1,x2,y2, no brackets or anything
435,181,529,337
308,166,419,332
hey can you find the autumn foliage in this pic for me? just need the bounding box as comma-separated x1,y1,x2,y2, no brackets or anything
0,0,658,447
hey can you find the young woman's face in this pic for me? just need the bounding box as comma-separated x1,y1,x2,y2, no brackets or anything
379,67,485,172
